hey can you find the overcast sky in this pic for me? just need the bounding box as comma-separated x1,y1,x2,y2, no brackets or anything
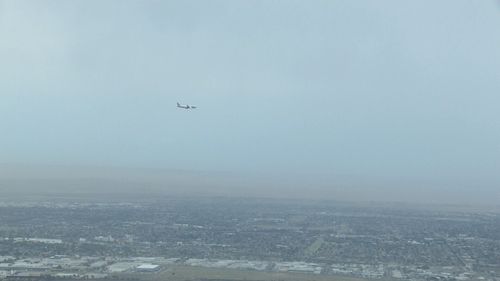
1,1,499,204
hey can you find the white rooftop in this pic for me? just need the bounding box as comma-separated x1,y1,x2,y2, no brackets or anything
137,264,159,269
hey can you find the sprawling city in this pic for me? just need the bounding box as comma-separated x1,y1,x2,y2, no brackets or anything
0,196,498,281
2,0,500,280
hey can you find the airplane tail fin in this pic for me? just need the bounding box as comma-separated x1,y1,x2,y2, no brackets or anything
177,102,180,106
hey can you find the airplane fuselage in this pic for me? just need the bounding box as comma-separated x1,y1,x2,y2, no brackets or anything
177,103,197,109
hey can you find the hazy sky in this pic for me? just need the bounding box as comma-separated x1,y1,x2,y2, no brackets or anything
1,1,499,203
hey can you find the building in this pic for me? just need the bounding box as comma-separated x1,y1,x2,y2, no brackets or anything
136,264,160,272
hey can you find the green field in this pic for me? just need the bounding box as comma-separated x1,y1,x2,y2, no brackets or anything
305,237,325,257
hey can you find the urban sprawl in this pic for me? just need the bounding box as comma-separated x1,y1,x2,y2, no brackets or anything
0,197,499,281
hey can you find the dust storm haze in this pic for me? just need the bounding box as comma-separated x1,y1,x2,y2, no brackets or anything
1,1,500,206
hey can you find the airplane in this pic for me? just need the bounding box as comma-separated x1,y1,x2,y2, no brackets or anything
177,102,197,109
